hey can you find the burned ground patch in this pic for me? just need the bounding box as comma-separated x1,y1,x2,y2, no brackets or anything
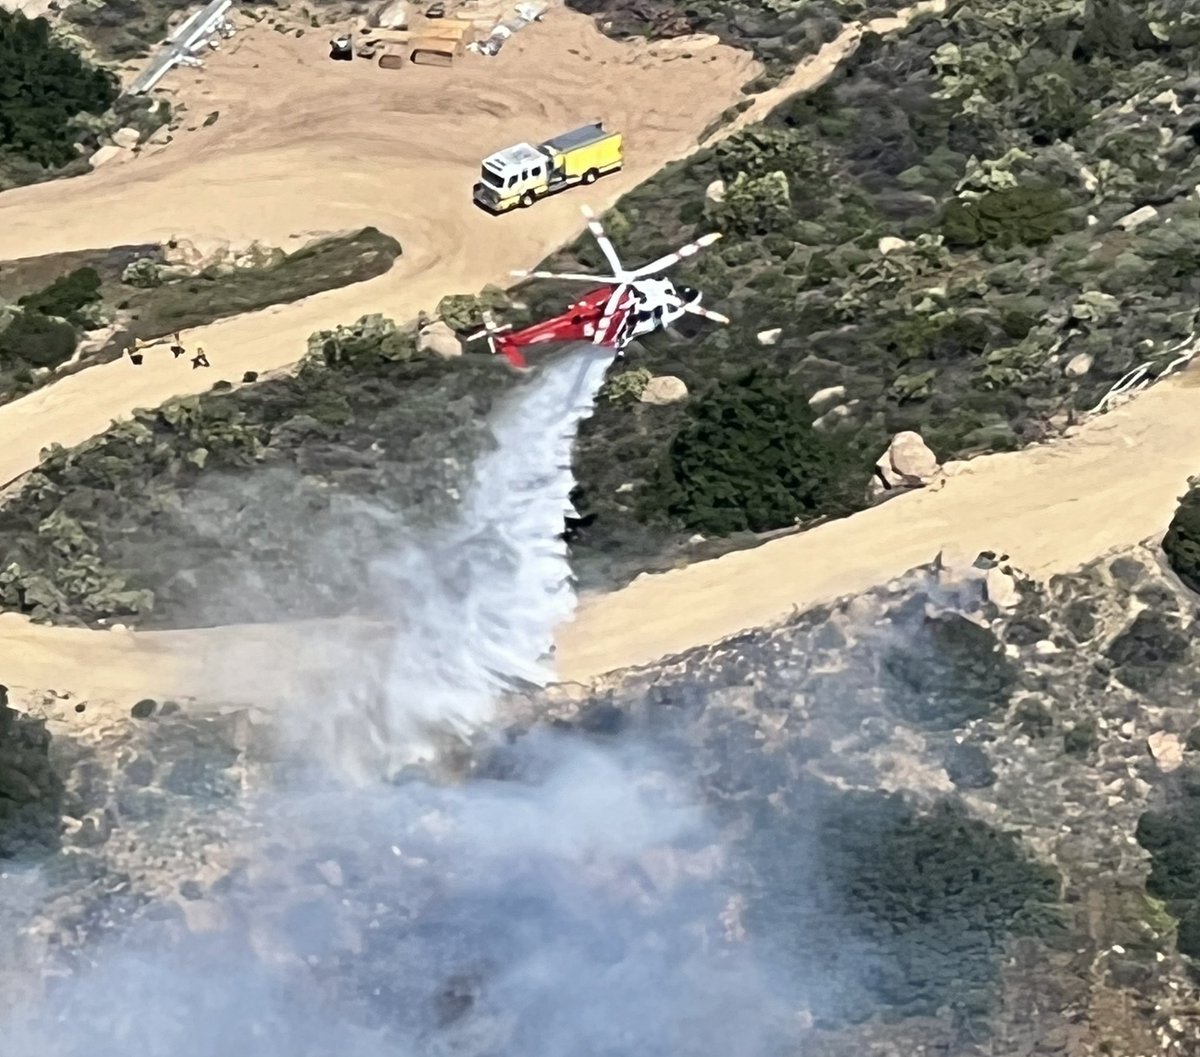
882,612,1018,729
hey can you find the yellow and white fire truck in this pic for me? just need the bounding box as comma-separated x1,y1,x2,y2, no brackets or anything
473,122,623,213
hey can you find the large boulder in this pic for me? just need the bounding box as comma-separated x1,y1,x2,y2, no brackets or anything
640,375,688,405
112,127,141,150
89,145,124,168
874,431,940,491
417,320,463,359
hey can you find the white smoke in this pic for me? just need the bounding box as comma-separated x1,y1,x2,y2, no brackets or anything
0,733,791,1057
0,345,795,1056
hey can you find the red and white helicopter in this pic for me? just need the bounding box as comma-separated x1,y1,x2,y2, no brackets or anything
466,205,730,368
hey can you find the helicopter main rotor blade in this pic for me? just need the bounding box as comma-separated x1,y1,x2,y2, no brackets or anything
681,303,730,324
510,269,623,284
631,233,722,279
580,204,628,279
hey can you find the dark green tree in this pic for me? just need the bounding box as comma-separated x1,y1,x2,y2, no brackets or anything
650,367,869,535
0,10,118,170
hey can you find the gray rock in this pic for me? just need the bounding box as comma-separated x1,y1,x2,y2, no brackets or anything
808,385,846,412
112,127,141,150
1065,352,1093,377
876,430,940,488
1147,731,1184,772
89,145,124,168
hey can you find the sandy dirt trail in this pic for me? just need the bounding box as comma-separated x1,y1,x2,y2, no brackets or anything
4,370,1200,709
557,371,1200,679
0,4,756,485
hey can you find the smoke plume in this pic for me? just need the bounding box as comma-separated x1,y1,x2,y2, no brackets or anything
0,346,791,1055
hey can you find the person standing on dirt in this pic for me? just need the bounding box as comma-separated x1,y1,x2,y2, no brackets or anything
128,337,144,366
192,347,210,369
170,331,186,359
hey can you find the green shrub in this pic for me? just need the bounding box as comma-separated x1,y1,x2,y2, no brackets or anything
648,367,869,535
1163,485,1200,595
121,228,402,341
1136,769,1200,960
0,311,77,369
18,267,101,323
600,368,652,405
941,185,1073,249
1063,718,1100,757
1013,699,1055,738
883,614,1018,729
742,787,1062,1026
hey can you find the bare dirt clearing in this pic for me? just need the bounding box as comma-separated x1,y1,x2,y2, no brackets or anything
0,3,755,485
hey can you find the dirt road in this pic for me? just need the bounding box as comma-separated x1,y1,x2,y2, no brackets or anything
556,372,1200,679
3,369,1200,709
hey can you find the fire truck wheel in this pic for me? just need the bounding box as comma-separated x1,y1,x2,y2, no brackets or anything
519,192,536,208
583,169,598,184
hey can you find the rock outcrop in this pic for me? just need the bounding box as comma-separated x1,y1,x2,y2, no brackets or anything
873,430,940,493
